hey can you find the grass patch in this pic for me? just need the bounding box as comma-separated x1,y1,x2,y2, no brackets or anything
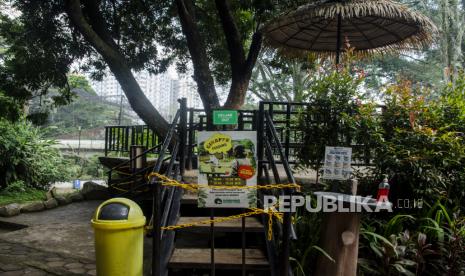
0,188,47,206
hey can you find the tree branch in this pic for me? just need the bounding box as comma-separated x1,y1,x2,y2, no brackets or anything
214,0,245,72
81,0,120,50
245,31,263,76
175,0,220,111
64,0,170,137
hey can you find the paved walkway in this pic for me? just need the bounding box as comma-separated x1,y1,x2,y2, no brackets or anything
0,200,154,275
0,239,96,275
0,201,100,275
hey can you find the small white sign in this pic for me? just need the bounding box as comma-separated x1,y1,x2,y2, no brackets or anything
322,146,352,180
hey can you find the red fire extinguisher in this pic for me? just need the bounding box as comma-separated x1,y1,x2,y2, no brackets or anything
376,175,390,202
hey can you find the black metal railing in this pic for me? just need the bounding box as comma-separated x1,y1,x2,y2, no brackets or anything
104,125,161,156
257,110,298,276
104,101,383,169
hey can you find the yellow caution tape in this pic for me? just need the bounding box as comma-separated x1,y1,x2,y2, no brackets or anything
143,172,300,240
145,207,282,240
147,172,301,192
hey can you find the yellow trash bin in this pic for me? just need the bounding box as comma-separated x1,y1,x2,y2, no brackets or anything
91,198,146,276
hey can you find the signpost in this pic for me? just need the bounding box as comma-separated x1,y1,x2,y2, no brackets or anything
213,110,238,125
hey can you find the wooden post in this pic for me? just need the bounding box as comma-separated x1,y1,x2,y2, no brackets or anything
315,182,361,276
130,145,147,172
315,212,361,276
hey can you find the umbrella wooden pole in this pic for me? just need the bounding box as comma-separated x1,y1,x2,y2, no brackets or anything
336,12,342,65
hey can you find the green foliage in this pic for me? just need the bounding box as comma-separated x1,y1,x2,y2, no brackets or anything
42,89,133,138
0,90,22,121
0,119,71,190
296,52,367,177
65,154,105,180
359,79,465,206
0,182,46,206
359,202,465,276
0,13,74,110
155,0,307,84
293,59,465,276
67,74,96,95
249,55,315,102
297,66,465,206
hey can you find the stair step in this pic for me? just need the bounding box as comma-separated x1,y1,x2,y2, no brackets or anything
181,193,197,205
168,248,269,270
176,217,263,232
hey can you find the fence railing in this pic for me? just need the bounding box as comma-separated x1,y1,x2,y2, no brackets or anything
104,125,161,156
104,101,384,169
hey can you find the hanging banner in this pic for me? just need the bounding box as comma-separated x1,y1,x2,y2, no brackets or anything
197,131,257,208
322,146,352,180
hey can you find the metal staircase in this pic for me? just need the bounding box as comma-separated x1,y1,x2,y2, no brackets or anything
104,99,298,276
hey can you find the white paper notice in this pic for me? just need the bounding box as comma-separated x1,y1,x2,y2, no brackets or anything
322,146,352,180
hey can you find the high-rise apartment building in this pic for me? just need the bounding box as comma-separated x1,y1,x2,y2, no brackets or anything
91,71,202,121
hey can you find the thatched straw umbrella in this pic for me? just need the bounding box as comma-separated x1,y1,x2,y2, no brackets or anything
262,0,437,63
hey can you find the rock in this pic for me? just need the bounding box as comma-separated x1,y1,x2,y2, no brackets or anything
51,187,75,197
55,195,72,205
43,198,58,209
68,192,84,202
81,181,110,200
20,201,45,213
46,190,54,200
50,187,59,198
0,203,21,217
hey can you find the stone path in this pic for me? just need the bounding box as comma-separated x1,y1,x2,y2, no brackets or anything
0,201,100,275
0,239,96,275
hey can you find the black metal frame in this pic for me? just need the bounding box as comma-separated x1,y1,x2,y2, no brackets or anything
151,98,188,276
104,125,161,156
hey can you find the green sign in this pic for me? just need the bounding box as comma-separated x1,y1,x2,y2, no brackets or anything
213,110,238,125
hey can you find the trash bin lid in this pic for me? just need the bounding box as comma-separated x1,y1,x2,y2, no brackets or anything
91,198,146,229
98,203,129,220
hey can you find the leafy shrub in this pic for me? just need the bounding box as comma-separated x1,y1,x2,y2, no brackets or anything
359,202,465,276
65,154,105,180
3,180,27,193
296,58,365,176
0,119,71,190
355,80,465,207
294,64,465,275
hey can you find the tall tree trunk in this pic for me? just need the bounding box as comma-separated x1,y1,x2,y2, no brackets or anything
224,76,249,109
214,0,263,109
177,0,262,111
176,0,220,112
65,0,170,137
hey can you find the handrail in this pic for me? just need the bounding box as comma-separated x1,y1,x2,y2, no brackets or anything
151,99,187,276
264,111,296,184
261,110,298,276
151,110,180,178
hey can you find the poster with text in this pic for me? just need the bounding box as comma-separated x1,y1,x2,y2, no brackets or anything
197,131,257,208
322,146,352,180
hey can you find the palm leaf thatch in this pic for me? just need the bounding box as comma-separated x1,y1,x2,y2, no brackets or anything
262,0,438,57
